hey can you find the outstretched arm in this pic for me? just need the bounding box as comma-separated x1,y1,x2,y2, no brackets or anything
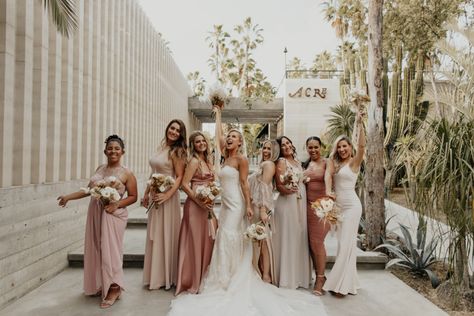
350,111,366,171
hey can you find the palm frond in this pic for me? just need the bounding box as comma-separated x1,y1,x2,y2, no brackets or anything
43,0,78,37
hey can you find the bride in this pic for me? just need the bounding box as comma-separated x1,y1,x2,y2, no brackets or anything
168,123,327,316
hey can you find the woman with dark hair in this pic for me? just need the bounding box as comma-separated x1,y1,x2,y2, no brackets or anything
58,135,138,308
175,131,215,295
323,111,366,297
273,136,311,289
248,139,279,284
142,119,187,290
302,136,331,295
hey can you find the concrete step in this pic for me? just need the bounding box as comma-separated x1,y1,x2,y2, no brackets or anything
68,226,388,269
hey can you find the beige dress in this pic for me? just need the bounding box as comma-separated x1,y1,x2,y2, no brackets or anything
273,158,311,289
248,163,275,283
143,147,181,290
83,165,128,299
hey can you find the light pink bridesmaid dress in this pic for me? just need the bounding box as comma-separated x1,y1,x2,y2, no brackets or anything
83,165,128,299
143,147,181,290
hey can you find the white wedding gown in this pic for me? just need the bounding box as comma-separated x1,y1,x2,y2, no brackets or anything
168,166,327,316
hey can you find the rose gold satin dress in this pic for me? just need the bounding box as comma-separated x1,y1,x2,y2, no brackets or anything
175,168,215,295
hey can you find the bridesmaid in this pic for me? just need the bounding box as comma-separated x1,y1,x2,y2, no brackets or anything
248,139,279,284
142,119,187,290
323,111,365,297
273,136,311,289
58,135,138,308
175,131,215,295
302,136,331,296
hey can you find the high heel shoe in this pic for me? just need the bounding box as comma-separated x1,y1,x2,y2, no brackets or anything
100,287,121,309
312,275,326,296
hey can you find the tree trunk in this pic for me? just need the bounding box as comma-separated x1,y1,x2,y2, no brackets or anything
365,0,386,249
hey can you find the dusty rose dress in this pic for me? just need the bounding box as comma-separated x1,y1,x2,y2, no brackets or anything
272,158,311,289
83,165,128,299
143,148,181,290
175,166,215,295
305,160,331,277
248,163,275,283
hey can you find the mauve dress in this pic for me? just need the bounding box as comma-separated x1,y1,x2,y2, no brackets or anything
143,148,181,290
83,165,128,299
175,167,215,295
272,158,311,289
305,160,331,277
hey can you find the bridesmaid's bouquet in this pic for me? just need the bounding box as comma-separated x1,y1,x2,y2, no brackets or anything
148,173,175,193
244,222,268,241
146,173,175,211
81,176,121,206
279,170,301,189
195,181,222,239
280,169,304,199
311,197,343,226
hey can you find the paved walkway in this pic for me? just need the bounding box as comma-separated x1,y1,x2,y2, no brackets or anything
0,268,446,316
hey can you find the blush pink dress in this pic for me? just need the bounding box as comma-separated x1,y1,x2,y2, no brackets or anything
143,147,181,290
83,165,128,299
175,165,215,295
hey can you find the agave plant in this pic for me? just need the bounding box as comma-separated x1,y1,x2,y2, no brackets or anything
376,216,441,288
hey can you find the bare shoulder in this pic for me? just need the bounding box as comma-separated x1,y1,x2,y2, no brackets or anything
261,160,275,171
187,157,199,168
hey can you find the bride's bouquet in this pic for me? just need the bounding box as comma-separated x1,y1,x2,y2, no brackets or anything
82,176,121,206
195,181,222,239
208,84,227,111
146,173,175,211
310,197,343,226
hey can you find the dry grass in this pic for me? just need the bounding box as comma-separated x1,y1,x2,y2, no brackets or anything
389,263,473,315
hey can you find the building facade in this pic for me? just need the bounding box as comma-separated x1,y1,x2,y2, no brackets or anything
0,0,199,307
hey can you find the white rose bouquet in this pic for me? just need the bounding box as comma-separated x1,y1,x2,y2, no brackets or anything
81,176,121,206
244,222,268,241
195,181,222,239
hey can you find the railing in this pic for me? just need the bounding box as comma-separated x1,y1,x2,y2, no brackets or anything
285,69,344,79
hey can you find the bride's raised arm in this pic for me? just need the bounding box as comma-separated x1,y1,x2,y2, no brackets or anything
214,108,226,153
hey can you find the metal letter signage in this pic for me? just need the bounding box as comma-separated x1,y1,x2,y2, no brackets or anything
288,87,327,99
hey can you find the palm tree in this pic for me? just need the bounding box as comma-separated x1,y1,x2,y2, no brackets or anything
325,104,355,144
43,0,78,37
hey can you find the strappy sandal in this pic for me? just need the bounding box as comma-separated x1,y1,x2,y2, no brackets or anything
312,275,327,296
100,287,121,309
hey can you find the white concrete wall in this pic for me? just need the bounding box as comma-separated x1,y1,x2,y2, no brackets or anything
0,0,198,307
283,78,340,161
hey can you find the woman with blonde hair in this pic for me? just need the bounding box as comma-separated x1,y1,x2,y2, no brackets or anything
323,111,366,297
248,139,279,283
175,131,216,295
